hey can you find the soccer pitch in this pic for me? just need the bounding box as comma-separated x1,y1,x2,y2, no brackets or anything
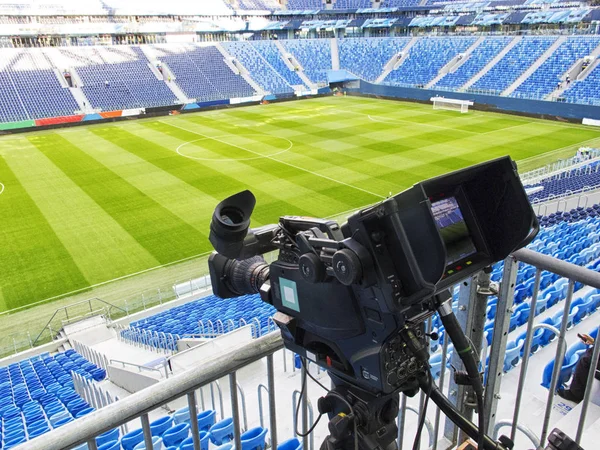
1,95,600,313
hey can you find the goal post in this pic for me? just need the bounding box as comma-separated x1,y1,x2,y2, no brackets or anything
430,96,474,113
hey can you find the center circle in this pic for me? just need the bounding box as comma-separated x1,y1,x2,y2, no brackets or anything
176,134,293,162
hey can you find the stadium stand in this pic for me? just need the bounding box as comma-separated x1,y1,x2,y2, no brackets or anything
248,41,308,89
222,41,294,95
527,163,600,203
563,62,600,106
285,0,323,9
0,49,79,121
125,294,276,350
281,39,332,84
338,37,409,82
471,36,558,94
512,36,600,100
381,0,421,6
69,47,178,110
237,0,283,9
0,350,106,448
3,33,600,122
154,45,255,103
334,0,372,8
434,36,513,90
384,36,477,88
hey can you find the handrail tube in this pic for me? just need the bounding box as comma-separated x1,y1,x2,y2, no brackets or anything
540,280,574,447
257,384,268,429
512,248,600,289
237,382,248,431
21,332,283,450
397,394,408,449
493,420,540,448
575,324,600,444
267,354,278,450
432,327,450,450
404,405,434,449
109,358,166,377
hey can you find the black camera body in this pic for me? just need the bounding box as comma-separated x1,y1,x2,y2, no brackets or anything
208,157,537,396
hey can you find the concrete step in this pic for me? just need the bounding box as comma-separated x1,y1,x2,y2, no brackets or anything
426,36,485,89
502,36,567,96
331,37,340,71
215,43,265,96
375,37,419,84
274,41,315,89
460,36,523,91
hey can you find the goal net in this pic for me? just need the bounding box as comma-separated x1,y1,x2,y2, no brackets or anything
430,96,473,114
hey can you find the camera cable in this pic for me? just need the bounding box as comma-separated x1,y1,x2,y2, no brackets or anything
296,358,358,450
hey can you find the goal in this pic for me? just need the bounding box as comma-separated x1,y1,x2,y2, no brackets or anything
430,96,473,114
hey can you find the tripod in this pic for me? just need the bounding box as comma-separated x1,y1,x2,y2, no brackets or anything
318,375,421,450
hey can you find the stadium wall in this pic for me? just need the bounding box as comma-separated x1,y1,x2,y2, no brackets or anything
352,81,600,122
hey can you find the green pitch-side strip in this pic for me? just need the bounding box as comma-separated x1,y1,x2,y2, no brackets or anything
29,133,209,265
0,154,89,310
146,121,380,209
0,120,35,131
89,126,324,225
3,139,160,285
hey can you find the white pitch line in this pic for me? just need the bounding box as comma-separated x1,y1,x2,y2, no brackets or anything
0,250,214,317
176,134,292,162
161,120,386,200
0,182,4,195
517,136,600,164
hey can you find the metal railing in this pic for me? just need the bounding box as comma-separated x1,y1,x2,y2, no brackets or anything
15,246,600,450
32,298,127,347
486,248,600,448
22,332,284,450
521,154,600,187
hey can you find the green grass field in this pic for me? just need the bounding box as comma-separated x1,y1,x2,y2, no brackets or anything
1,95,600,314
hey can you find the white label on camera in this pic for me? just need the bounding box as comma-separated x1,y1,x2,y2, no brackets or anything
279,277,300,312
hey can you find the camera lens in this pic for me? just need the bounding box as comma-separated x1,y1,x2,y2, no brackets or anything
225,255,270,296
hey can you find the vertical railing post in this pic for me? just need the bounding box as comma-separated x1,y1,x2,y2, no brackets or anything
511,268,541,442
267,354,278,450
484,256,518,434
301,363,309,450
540,279,575,447
140,413,154,450
433,331,450,450
576,324,600,444
397,394,407,449
188,391,202,450
230,373,243,450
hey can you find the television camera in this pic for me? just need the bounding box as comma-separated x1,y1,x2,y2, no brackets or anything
208,157,538,450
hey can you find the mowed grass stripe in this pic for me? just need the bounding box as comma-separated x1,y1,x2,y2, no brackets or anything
60,129,222,234
89,125,319,224
154,120,383,206
109,122,357,218
0,155,89,310
28,134,208,264
3,139,160,284
179,113,424,192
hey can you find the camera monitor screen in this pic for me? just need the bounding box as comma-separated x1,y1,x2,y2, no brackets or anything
431,197,477,266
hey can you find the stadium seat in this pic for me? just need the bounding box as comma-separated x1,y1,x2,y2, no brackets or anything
241,427,269,450
210,418,235,445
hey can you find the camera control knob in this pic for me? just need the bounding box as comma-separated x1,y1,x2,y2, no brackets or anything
387,372,398,386
332,249,362,286
299,253,326,283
